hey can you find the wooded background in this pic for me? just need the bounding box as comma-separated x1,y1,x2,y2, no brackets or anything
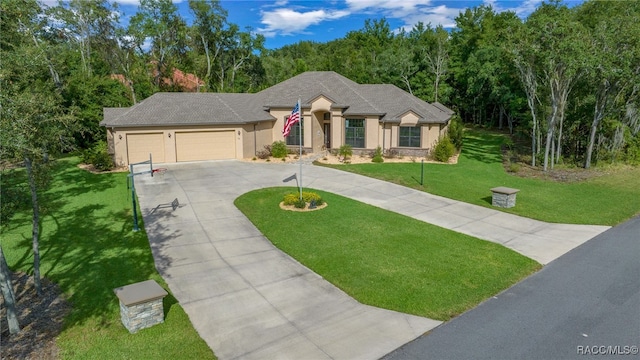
2,0,639,169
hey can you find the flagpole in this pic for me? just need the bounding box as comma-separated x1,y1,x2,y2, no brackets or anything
298,98,303,201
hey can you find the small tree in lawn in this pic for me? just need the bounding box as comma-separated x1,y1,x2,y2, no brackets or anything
0,2,74,296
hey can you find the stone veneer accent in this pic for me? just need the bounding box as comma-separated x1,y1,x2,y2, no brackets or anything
491,187,520,208
114,280,168,333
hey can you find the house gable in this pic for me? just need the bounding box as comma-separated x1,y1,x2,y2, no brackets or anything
398,111,420,126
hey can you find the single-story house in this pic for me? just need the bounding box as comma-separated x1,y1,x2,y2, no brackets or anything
101,71,453,166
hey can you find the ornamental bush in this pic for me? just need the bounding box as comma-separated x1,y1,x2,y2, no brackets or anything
82,141,114,171
294,199,306,208
283,193,299,205
271,141,288,158
433,135,455,162
302,191,323,205
283,191,323,206
371,146,384,163
448,114,464,150
338,144,353,160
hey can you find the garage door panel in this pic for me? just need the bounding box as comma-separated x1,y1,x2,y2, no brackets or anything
127,133,165,164
176,131,235,162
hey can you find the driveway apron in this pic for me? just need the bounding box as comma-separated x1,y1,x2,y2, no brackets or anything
134,161,609,359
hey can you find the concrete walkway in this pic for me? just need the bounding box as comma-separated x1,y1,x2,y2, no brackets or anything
135,161,609,360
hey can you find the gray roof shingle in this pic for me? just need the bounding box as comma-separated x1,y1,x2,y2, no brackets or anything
102,72,452,127
256,71,451,123
100,93,275,127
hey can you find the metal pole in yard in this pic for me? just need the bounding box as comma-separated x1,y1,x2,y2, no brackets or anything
421,159,424,186
298,98,303,201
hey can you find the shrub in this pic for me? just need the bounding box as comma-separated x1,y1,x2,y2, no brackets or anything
371,146,384,163
271,141,288,158
82,141,114,171
338,144,353,160
433,136,455,162
256,145,271,159
283,193,299,205
294,199,306,208
384,149,399,159
283,191,324,206
448,115,464,150
302,191,323,205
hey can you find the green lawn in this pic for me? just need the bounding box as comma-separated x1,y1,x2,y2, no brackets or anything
235,187,540,321
318,129,640,226
1,157,215,359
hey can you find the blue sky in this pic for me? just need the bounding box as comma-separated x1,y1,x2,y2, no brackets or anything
110,0,584,49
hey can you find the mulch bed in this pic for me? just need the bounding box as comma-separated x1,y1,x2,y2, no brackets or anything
1,272,71,360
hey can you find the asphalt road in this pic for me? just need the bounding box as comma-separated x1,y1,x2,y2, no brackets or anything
384,216,640,360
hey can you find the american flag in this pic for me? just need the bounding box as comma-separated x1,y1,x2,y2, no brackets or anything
282,101,300,137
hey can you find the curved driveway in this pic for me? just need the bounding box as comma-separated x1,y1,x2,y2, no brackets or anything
135,161,609,360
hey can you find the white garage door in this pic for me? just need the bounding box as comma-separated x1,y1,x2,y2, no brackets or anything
175,131,236,162
127,133,165,164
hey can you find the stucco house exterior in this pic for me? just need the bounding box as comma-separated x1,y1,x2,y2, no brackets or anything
101,71,453,166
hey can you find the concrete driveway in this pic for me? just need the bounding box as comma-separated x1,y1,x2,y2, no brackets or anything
134,161,609,359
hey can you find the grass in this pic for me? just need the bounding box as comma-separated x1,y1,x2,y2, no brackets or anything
1,157,215,359
318,129,640,226
235,187,540,321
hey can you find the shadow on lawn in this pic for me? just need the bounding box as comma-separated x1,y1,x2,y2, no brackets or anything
6,158,178,329
459,131,505,164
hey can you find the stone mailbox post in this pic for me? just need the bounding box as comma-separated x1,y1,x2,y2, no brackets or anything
114,279,168,333
490,187,520,208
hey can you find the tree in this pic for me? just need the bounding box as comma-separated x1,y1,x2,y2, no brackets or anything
522,2,588,171
129,0,187,88
47,0,118,78
579,1,640,168
418,24,449,103
376,30,419,94
0,245,20,335
188,0,227,91
0,0,74,296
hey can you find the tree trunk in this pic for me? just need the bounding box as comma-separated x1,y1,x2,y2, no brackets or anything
24,157,42,296
585,82,610,168
0,245,20,334
544,126,554,171
529,98,537,167
434,74,439,103
551,136,556,170
556,112,564,164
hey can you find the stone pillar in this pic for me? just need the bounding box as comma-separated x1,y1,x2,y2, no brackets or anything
114,279,168,333
490,187,520,208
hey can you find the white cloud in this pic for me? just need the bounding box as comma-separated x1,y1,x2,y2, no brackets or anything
483,0,542,17
345,0,461,30
258,7,350,37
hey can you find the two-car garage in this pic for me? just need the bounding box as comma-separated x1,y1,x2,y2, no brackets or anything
125,130,236,164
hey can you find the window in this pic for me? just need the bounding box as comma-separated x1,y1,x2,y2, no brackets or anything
345,119,365,148
399,126,421,147
286,120,303,146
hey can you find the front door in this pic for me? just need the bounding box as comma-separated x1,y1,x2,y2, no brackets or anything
323,123,331,149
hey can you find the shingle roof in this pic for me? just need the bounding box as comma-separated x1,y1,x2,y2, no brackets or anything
100,93,275,127
256,71,451,123
101,72,452,127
